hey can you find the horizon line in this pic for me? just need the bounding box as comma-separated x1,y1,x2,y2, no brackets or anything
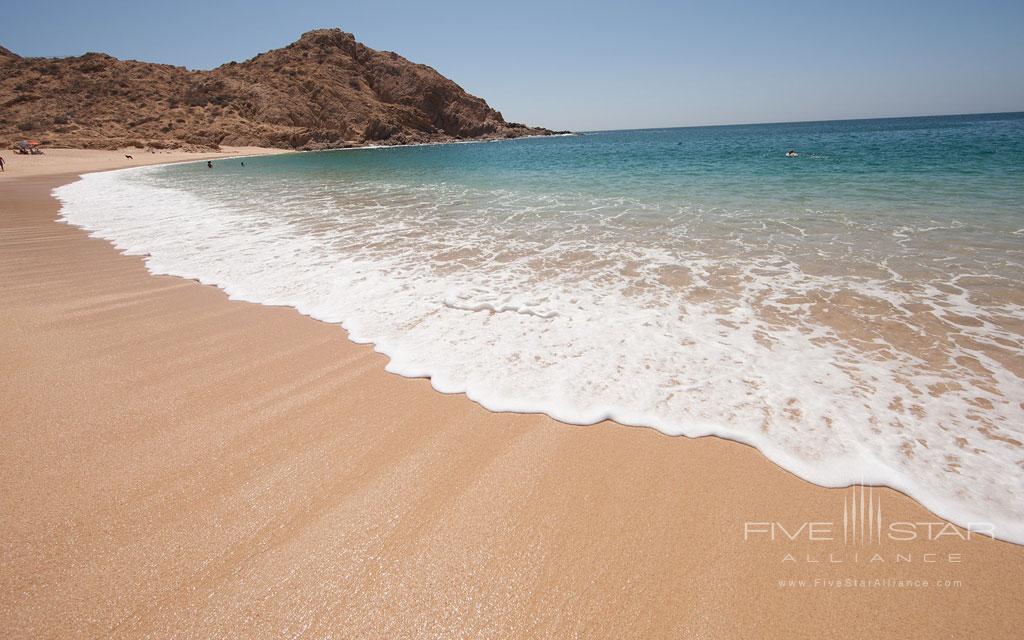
577,109,1024,135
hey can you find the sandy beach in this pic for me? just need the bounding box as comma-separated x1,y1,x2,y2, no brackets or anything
1,150,1022,638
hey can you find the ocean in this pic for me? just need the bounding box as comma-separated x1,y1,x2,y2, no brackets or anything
56,112,1024,542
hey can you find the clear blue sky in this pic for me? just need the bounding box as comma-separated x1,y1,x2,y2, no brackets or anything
2,0,1022,131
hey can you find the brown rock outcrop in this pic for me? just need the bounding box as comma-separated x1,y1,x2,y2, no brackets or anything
0,29,556,150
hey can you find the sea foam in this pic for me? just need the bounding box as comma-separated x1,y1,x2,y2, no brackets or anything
55,143,1024,544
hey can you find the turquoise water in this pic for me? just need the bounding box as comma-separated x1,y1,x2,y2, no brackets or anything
58,112,1024,542
213,111,1024,217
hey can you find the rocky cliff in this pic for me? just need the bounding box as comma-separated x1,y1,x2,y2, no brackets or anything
0,29,555,150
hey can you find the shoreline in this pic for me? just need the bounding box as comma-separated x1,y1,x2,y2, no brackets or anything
57,161,1024,547
54,150,1024,548
261,131,578,157
0,146,291,178
2,151,1022,637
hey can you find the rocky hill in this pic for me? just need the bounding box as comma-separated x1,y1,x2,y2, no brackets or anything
0,29,556,150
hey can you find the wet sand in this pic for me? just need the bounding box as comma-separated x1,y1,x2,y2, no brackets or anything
1,151,1022,638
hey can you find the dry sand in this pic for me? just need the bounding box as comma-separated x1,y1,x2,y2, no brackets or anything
1,150,1021,638
0,146,286,177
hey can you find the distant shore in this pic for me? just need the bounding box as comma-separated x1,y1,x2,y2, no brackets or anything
0,146,289,178
1,150,1022,637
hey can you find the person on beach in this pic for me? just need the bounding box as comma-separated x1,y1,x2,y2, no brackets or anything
0,155,5,171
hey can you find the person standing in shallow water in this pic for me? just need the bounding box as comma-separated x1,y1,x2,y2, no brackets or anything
207,160,213,168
